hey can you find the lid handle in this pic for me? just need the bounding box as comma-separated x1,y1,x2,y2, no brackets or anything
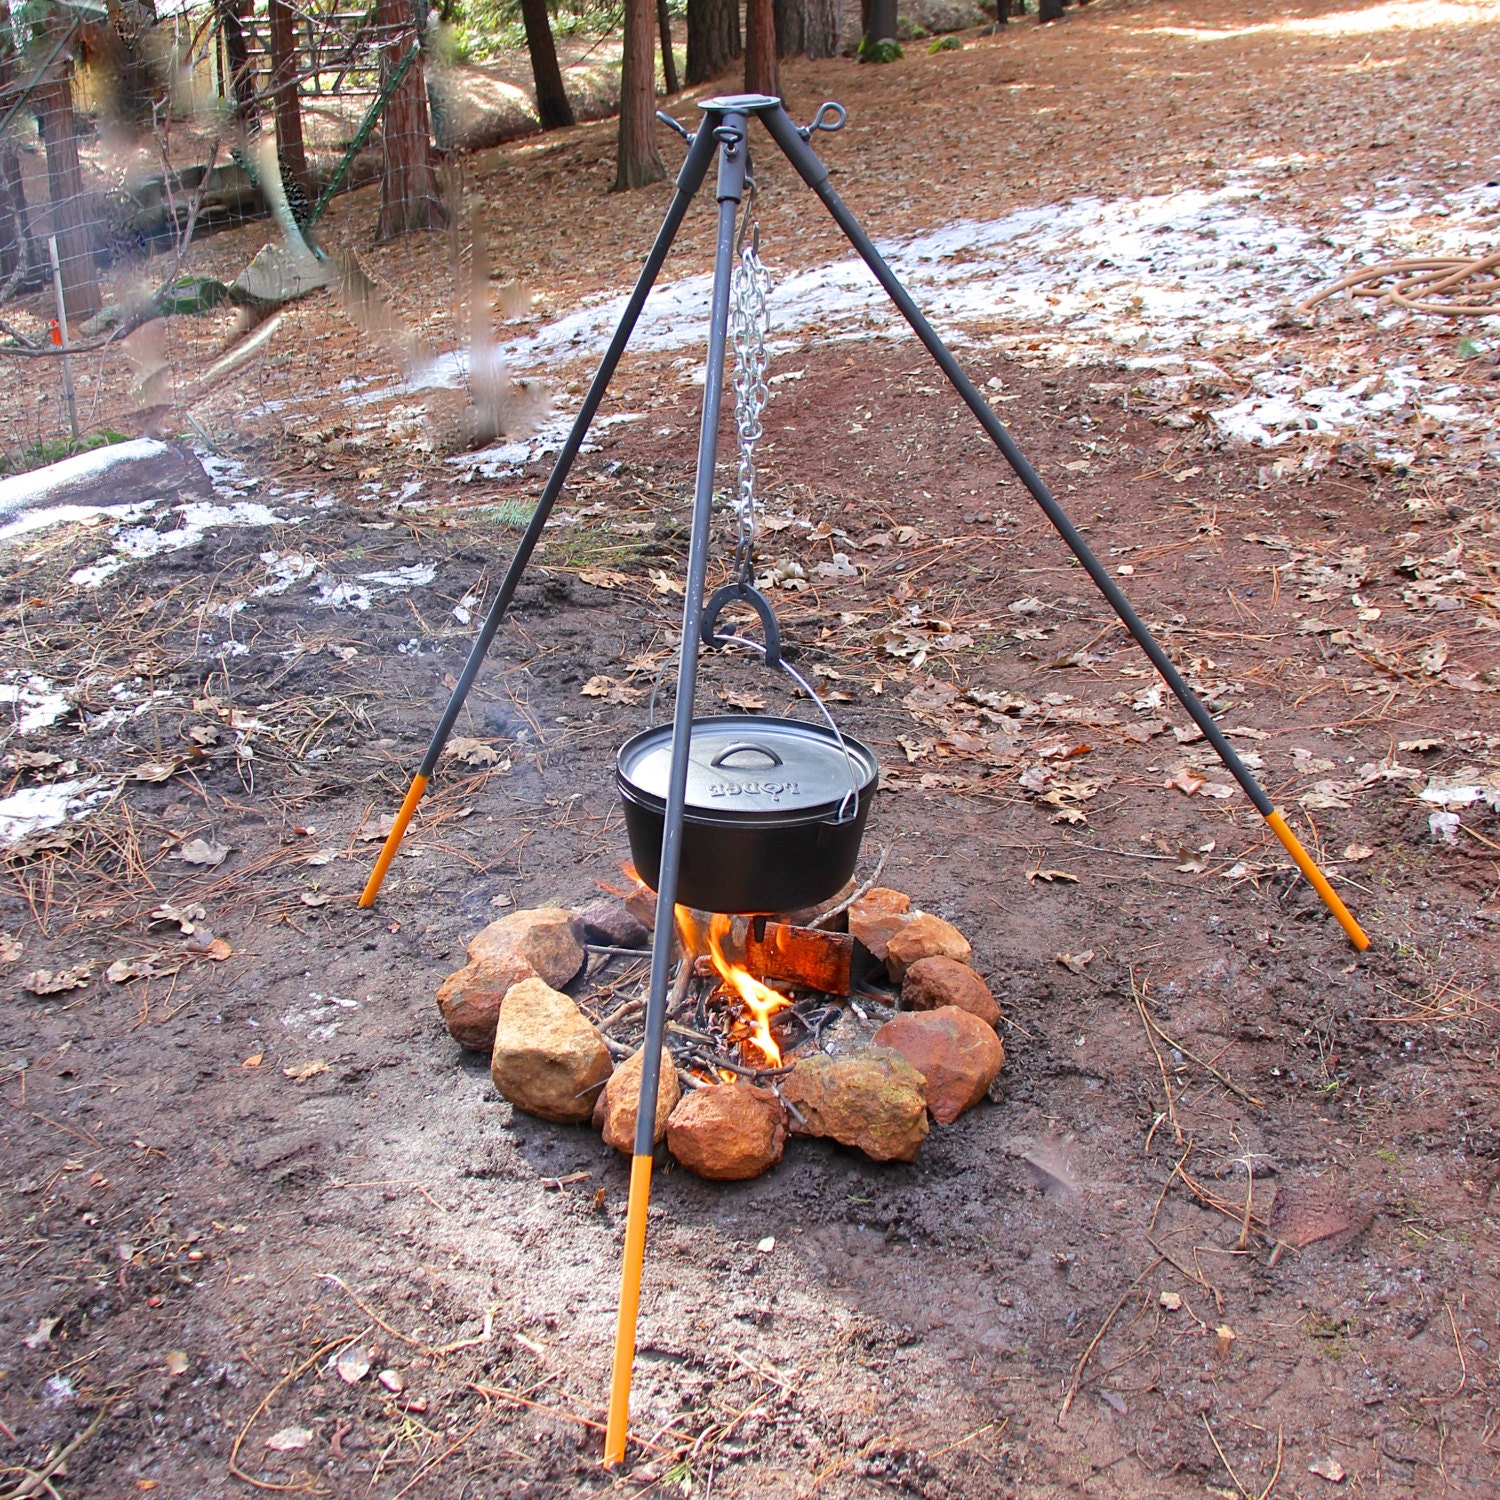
710,742,784,770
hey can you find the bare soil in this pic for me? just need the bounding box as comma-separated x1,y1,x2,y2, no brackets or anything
1,2,1498,1497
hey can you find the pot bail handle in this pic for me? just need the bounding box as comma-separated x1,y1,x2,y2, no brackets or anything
710,742,784,770
700,582,782,669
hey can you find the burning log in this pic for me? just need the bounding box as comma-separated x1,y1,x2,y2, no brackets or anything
743,918,875,997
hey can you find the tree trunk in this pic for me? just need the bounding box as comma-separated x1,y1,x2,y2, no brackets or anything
1038,0,1063,20
993,0,1007,23
744,0,778,96
376,0,445,238
35,56,100,323
519,0,574,130
780,0,838,56
863,0,898,48
218,0,258,129
614,0,664,189
656,0,679,94
268,0,311,219
774,0,804,57
685,0,740,87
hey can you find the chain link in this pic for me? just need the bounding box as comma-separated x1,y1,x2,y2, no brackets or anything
729,224,771,586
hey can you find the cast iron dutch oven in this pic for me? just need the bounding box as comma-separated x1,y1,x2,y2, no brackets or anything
616,714,879,915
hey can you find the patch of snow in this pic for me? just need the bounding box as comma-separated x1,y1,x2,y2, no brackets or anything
0,675,70,734
0,778,107,846
254,550,321,596
70,501,299,588
0,499,156,547
0,439,169,518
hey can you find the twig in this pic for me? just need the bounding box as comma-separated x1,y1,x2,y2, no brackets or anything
0,1396,119,1499
1138,1003,1265,1109
228,1334,359,1491
317,1274,496,1358
1420,1304,1470,1405
1056,1255,1163,1426
1149,1140,1193,1236
1146,1235,1224,1315
1237,1160,1255,1251
1201,1412,1252,1500
1132,969,1181,1146
809,844,890,929
1257,1427,1285,1500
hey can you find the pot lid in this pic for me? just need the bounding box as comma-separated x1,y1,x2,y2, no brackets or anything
618,715,877,817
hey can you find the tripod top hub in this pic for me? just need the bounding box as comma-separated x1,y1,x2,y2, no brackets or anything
697,93,783,114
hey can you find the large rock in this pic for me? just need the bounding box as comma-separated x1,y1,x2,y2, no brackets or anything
884,912,971,982
666,1084,786,1180
847,888,912,961
437,907,586,1050
0,439,212,522
901,956,1001,1028
873,1007,1003,1124
783,1048,928,1162
490,978,612,1123
593,1046,681,1153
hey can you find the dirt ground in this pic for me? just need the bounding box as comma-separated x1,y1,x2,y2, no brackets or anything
2,1,1499,1496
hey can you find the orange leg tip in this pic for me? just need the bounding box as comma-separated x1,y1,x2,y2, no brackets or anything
1264,809,1370,951
603,1154,655,1467
356,774,428,908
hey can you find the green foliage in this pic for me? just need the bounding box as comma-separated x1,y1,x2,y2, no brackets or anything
858,37,904,63
1456,336,1481,359
928,35,962,52
0,429,131,479
448,0,681,63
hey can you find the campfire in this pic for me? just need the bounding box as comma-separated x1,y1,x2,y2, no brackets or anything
434,866,1009,1182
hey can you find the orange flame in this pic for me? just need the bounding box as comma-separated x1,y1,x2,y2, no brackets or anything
674,907,791,1068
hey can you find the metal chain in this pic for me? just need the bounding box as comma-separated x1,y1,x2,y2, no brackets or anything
729,218,771,587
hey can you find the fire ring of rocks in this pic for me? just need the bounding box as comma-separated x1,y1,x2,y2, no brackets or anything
435,873,1004,1180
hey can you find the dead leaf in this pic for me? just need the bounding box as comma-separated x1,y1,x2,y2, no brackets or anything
378,1368,404,1393
580,675,644,705
176,838,230,867
578,567,632,589
1056,950,1094,974
1397,737,1443,753
305,849,341,866
718,688,766,711
165,1350,189,1377
1027,868,1079,884
107,956,164,984
648,569,685,597
203,937,232,961
264,1425,314,1452
23,1316,60,1350
336,1347,371,1385
1213,1323,1236,1357
1197,782,1237,800
357,814,398,842
23,964,92,995
445,737,505,767
0,931,21,963
1342,843,1373,862
1158,1291,1183,1311
150,903,205,935
6,749,63,772
1165,767,1206,796
283,1059,328,1082
242,1053,264,1069
301,892,331,908
1308,1457,1347,1483
129,760,181,783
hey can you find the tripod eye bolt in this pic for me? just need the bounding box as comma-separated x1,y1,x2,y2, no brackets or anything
798,101,847,140
655,110,694,144
713,124,744,155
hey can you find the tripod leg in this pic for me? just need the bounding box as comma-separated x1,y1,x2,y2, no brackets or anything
604,111,750,1470
761,107,1369,953
358,123,720,908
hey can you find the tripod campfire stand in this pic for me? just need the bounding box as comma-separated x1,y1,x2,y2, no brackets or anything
356,94,1370,1465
